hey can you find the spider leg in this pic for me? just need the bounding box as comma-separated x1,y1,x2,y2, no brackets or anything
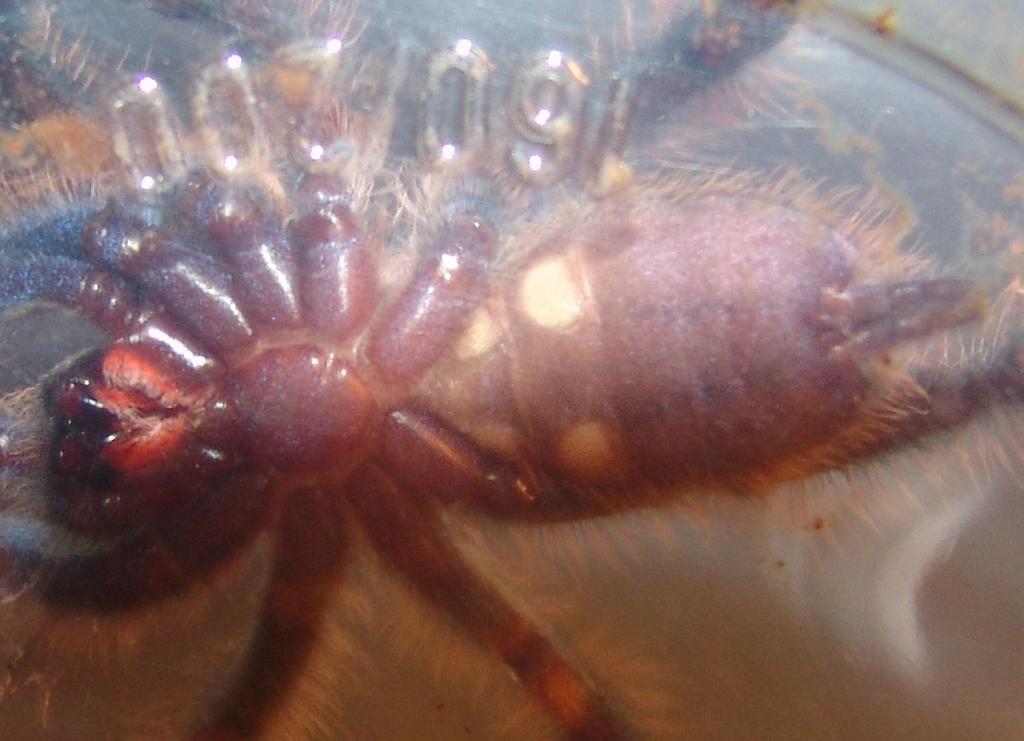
0,253,135,333
630,0,793,127
379,408,632,522
194,484,349,741
0,0,235,127
349,463,626,741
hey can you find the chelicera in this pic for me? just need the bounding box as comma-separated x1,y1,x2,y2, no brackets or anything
1,1,1022,739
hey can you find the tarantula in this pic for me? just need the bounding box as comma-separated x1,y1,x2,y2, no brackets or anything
1,1,1023,739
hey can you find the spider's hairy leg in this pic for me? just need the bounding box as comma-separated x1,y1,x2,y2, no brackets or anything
0,250,141,335
349,464,626,741
628,0,794,128
195,484,349,741
0,0,214,183
0,0,283,126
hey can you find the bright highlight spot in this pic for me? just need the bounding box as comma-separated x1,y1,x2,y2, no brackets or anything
142,326,213,371
454,39,473,57
325,37,343,54
439,252,460,281
226,53,243,70
139,175,156,190
137,76,158,94
440,143,456,161
309,144,325,161
223,154,239,171
534,108,551,126
528,154,543,172
546,50,563,68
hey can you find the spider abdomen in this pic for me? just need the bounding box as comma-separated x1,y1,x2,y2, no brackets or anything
426,194,980,497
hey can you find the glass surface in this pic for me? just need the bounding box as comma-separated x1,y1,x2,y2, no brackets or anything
0,1,1021,739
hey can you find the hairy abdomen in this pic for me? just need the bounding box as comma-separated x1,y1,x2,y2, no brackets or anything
423,192,957,497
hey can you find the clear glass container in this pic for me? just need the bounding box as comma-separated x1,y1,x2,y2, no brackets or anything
0,1,1022,738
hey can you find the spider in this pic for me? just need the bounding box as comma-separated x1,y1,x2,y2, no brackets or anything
1,1,1023,739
